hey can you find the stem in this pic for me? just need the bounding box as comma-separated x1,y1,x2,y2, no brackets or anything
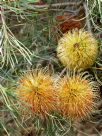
83,2,92,32
67,120,76,136
0,1,83,9
67,125,76,136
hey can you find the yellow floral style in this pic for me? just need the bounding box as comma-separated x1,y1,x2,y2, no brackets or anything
57,29,98,70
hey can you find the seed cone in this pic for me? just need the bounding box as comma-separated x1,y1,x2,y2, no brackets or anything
17,68,56,118
57,71,98,120
56,14,83,33
57,29,98,70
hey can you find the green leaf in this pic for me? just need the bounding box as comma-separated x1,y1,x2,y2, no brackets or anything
23,0,40,2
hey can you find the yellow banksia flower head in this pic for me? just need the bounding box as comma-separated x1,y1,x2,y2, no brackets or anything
57,71,99,120
17,68,57,118
57,29,98,70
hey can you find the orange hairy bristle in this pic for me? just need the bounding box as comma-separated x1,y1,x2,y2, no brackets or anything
17,69,57,118
57,71,98,120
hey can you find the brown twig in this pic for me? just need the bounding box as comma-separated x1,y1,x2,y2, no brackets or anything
83,2,92,32
29,1,83,9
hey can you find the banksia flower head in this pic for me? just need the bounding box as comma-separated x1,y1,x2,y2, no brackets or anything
57,71,99,120
17,68,56,118
57,29,98,70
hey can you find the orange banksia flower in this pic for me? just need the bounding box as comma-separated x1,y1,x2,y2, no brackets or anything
17,68,57,118
57,71,99,120
57,29,98,70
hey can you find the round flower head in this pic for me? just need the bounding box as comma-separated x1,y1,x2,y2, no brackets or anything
57,29,98,70
57,71,99,120
17,68,56,118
